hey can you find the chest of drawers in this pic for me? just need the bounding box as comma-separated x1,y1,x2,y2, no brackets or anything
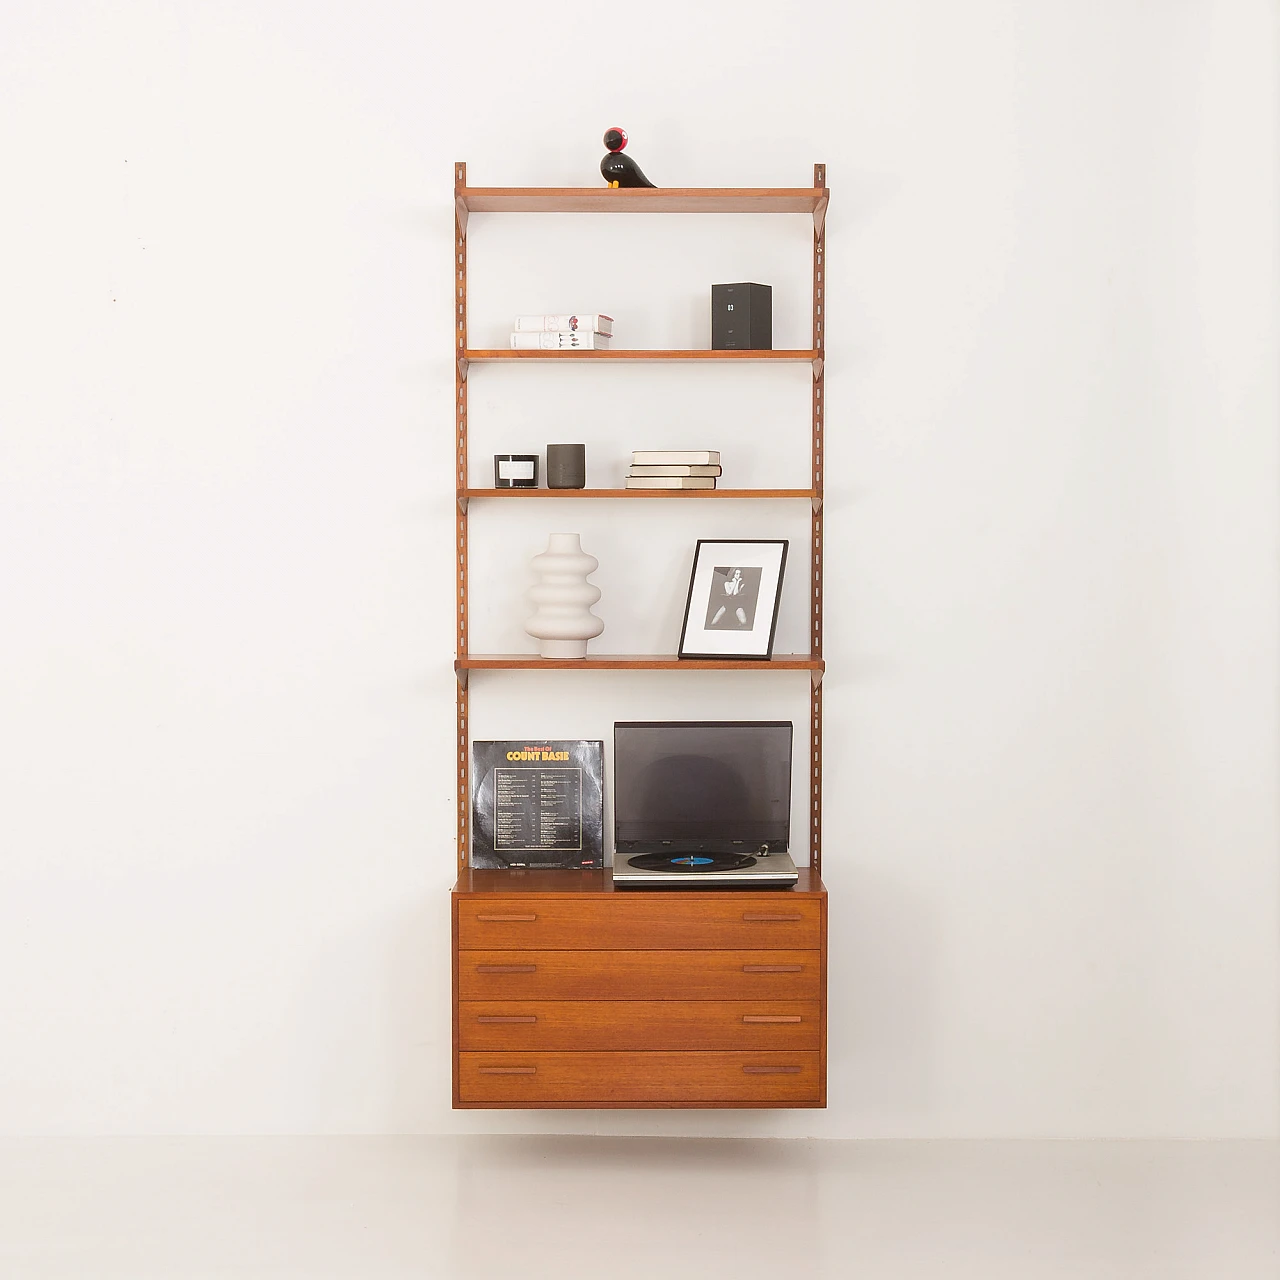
452,868,827,1108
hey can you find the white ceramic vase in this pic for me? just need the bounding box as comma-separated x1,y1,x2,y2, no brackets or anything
525,533,604,658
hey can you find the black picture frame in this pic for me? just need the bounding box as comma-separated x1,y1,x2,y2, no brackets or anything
677,539,788,660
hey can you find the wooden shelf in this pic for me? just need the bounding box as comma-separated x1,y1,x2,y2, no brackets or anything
464,349,821,365
461,488,815,501
458,186,827,216
454,867,826,895
456,654,825,674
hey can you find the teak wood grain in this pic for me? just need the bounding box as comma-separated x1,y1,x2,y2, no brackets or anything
457,1051,822,1105
450,874,828,1105
455,654,824,673
456,896,822,951
458,1000,821,1052
457,950,821,1001
449,162,830,1110
465,349,820,362
458,187,826,216
455,868,825,896
461,488,817,501
810,161,827,879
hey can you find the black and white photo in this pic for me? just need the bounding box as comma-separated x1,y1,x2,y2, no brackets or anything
704,565,763,630
679,540,787,660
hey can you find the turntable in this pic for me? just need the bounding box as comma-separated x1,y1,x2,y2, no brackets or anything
612,847,799,887
611,722,800,888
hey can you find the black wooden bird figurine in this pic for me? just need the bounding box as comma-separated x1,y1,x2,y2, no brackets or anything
600,128,656,188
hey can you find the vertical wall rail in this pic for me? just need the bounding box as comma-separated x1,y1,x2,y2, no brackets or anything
811,162,826,880
455,162,469,880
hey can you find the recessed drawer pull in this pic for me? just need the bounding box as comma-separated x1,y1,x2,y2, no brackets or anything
477,1067,537,1075
742,1065,802,1075
475,914,537,922
742,1015,803,1024
742,913,803,922
742,964,803,973
476,1015,538,1024
475,964,537,974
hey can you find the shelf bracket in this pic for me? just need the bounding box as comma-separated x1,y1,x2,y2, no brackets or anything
813,193,828,240
454,161,469,239
811,355,824,380
457,356,469,381
811,494,823,515
811,667,824,690
454,662,469,691
456,493,469,515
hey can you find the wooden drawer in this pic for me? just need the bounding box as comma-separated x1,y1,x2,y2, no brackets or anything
457,950,821,1001
458,1051,821,1105
456,896,822,951
458,1000,821,1052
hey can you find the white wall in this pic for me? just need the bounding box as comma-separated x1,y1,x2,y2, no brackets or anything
0,0,1276,1138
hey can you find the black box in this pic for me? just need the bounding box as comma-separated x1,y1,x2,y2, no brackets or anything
711,282,772,350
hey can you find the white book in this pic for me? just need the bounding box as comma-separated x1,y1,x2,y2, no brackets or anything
628,464,722,477
513,314,614,336
625,476,718,490
510,331,612,350
631,450,721,466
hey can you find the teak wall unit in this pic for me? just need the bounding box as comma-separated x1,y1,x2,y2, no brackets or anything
451,163,829,1108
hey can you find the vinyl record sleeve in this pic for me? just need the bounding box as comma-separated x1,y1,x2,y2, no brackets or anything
470,740,604,869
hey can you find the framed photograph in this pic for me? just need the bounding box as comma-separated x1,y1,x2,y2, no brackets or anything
678,539,788,660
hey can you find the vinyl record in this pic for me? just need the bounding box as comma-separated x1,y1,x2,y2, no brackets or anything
626,852,759,873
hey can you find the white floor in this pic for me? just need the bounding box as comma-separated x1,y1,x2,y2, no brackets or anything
0,1137,1275,1279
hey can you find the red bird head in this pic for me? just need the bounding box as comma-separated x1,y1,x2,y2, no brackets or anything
603,127,628,153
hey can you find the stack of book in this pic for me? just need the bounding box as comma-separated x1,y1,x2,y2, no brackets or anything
626,450,722,490
509,314,613,350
